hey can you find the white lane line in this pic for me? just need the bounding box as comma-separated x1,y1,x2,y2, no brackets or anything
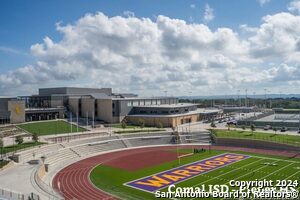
259,163,294,180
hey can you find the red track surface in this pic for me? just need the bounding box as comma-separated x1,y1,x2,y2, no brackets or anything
52,145,300,200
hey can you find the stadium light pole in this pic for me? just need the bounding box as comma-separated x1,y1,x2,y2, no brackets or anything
69,112,72,143
92,109,95,129
237,90,241,107
245,89,248,107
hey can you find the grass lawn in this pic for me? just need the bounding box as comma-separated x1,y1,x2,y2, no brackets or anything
212,129,300,147
90,149,300,200
17,120,86,136
114,128,165,134
111,124,142,129
0,160,9,168
1,142,45,154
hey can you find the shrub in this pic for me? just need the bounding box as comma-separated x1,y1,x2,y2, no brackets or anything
15,135,24,145
138,119,145,129
121,120,127,129
210,122,216,128
32,133,39,143
156,121,163,129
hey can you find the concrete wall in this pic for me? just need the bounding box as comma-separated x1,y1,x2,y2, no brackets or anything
126,113,199,128
68,98,79,114
8,100,25,123
96,99,113,122
81,98,95,118
50,96,64,107
0,98,11,119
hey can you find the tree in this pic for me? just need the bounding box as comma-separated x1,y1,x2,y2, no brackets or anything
138,119,145,129
121,120,127,129
210,121,216,128
15,135,23,145
32,133,39,143
241,125,246,131
273,127,277,135
156,121,163,129
250,124,256,135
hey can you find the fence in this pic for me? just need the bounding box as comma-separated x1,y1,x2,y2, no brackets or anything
46,132,107,143
0,188,39,200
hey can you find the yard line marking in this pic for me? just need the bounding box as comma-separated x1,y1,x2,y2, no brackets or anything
218,158,289,200
188,158,265,200
259,163,294,180
284,170,300,180
249,155,300,163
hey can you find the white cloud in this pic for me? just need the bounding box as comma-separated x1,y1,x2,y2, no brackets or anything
0,46,27,56
123,10,135,18
239,24,259,33
258,0,271,7
288,0,300,13
1,12,300,95
248,12,300,61
190,4,196,9
203,4,215,23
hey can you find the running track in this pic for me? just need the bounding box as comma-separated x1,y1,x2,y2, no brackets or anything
52,145,300,200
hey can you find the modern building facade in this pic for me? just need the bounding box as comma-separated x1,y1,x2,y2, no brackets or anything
0,87,221,127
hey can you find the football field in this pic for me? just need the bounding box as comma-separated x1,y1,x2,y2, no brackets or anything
90,149,300,200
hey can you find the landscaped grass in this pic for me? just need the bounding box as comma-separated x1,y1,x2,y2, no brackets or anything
114,128,165,134
0,142,45,154
90,149,300,200
111,124,142,129
0,160,9,168
17,120,86,136
211,129,300,147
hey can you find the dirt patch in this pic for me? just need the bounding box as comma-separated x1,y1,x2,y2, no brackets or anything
104,150,184,171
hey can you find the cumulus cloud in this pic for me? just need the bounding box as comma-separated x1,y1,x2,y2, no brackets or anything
288,0,300,13
123,10,135,18
258,0,271,7
203,4,214,23
190,4,196,9
248,12,300,62
0,12,300,95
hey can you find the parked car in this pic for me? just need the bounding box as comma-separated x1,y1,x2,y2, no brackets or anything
227,120,237,125
280,127,288,132
263,125,272,130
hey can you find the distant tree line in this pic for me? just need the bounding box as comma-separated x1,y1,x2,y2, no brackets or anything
179,97,300,109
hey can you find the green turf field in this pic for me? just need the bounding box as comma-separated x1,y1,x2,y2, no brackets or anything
90,149,300,200
17,120,86,136
212,129,300,147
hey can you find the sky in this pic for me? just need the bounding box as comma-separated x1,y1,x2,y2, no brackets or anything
0,0,300,96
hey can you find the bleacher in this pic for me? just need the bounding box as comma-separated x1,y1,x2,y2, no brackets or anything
71,140,126,157
14,144,63,163
45,148,79,165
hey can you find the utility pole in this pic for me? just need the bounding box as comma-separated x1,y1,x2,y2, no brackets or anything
237,90,241,107
245,89,248,107
253,92,256,107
